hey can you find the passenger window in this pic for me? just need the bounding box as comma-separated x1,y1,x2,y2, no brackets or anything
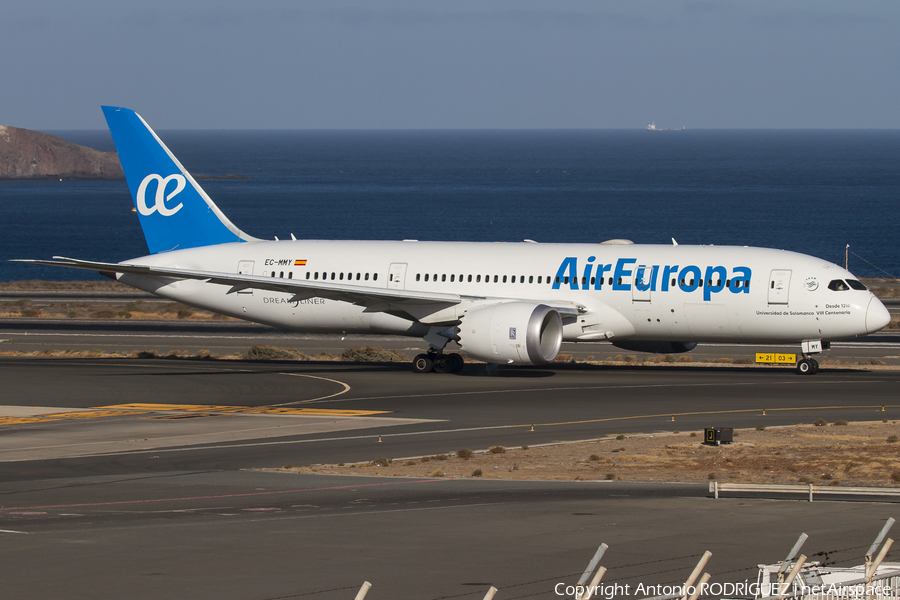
529,276,534,283
279,271,284,278
538,276,542,284
306,272,310,280
365,273,369,281
331,273,335,280
442,274,447,282
314,272,319,280
828,279,850,291
608,277,613,285
555,276,561,284
450,274,455,282
581,276,587,285
468,275,472,282
373,274,377,281
493,275,498,283
671,278,676,287
288,272,293,279
424,274,429,282
847,279,867,291
590,277,595,285
503,275,508,283
356,273,361,280
617,277,622,285
476,275,481,283
339,273,344,280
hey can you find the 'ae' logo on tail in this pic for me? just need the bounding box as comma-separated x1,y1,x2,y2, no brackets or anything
137,174,186,217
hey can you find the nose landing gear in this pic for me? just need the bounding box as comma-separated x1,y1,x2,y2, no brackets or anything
796,357,819,375
796,340,824,375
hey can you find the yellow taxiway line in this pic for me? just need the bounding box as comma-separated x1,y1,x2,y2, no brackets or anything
99,403,389,417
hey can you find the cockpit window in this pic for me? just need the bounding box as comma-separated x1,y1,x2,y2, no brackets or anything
828,279,850,291
846,279,867,291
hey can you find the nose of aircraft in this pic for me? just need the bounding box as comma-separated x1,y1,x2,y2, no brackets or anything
866,297,892,333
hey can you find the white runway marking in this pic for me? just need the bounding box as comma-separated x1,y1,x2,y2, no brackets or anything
272,373,351,405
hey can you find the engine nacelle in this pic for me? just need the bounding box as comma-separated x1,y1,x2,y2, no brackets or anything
611,341,698,354
458,302,563,365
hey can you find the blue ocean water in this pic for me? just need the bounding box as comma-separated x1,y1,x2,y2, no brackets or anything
1,129,898,282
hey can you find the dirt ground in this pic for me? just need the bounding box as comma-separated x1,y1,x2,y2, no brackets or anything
279,421,900,487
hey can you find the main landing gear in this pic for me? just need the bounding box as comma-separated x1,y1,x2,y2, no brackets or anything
413,351,464,374
413,326,464,373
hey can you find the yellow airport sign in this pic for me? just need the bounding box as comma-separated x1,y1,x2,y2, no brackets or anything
755,353,797,364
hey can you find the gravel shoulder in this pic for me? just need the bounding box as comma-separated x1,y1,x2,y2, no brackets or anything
278,421,900,487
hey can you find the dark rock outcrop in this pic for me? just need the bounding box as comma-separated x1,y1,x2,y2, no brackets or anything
0,125,123,179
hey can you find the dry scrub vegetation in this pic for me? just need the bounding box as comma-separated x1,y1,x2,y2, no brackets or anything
0,297,232,321
281,421,900,487
0,344,412,362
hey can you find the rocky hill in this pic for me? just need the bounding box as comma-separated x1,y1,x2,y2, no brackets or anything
0,125,123,179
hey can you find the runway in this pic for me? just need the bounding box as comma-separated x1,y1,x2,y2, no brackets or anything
2,330,899,599
2,318,900,365
1,357,898,475
2,472,898,600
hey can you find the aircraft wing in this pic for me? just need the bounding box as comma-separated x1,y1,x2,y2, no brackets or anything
16,257,582,322
16,257,463,308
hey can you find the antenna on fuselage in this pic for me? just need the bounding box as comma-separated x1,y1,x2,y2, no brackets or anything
845,244,849,270
672,238,678,246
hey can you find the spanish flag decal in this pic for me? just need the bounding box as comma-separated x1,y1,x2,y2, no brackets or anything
294,259,307,266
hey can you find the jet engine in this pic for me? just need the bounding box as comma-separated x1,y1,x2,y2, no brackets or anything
611,341,698,354
458,302,563,365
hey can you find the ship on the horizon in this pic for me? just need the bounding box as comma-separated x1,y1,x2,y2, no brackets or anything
647,122,685,131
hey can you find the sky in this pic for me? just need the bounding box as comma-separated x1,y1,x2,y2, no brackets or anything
3,0,899,130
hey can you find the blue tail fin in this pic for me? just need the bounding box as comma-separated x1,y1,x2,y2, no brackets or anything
102,106,257,254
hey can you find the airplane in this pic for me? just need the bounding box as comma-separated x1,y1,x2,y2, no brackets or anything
17,106,892,375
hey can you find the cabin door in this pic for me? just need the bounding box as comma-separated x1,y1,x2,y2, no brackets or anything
237,260,254,295
388,263,407,290
632,265,652,302
768,270,791,305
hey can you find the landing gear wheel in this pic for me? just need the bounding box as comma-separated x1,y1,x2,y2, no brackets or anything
796,358,814,375
810,358,819,374
447,353,464,373
412,354,434,373
433,356,453,374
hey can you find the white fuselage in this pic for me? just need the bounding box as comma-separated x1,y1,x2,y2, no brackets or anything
118,240,886,346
